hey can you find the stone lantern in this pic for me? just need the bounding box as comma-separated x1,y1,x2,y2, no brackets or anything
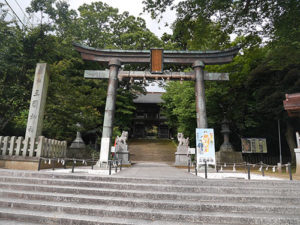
220,118,234,152
67,124,87,159
216,118,243,164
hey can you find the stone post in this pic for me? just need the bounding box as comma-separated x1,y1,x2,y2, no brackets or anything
193,60,207,128
97,59,121,166
25,63,50,139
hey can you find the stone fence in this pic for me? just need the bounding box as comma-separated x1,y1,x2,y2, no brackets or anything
0,136,67,159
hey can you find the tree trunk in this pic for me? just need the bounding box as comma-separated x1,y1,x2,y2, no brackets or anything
0,119,9,134
285,121,296,165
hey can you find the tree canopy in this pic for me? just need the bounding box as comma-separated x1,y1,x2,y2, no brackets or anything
0,0,161,145
146,0,300,163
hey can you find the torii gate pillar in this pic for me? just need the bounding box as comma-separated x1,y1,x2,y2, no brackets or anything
193,60,207,128
97,59,121,166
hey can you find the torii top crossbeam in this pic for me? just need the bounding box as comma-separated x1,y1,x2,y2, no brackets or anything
73,43,240,65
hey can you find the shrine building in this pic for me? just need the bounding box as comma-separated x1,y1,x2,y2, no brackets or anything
131,91,170,139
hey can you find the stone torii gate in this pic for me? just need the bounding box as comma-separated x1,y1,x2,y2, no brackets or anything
74,44,240,167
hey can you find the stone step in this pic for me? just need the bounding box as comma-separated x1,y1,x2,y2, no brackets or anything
0,176,299,196
0,182,299,205
0,207,192,225
1,189,299,215
129,139,176,162
0,169,299,187
1,198,300,224
0,219,37,225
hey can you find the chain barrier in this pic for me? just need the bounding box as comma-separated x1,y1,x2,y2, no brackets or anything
188,160,293,180
37,157,123,175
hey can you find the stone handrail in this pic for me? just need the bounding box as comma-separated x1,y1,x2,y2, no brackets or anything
0,136,67,158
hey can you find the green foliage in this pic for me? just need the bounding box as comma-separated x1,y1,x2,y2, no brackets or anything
161,81,196,145
77,2,162,49
143,0,300,43
0,0,156,145
0,7,31,134
143,0,300,160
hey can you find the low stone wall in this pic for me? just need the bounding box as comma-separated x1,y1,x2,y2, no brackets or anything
0,136,67,170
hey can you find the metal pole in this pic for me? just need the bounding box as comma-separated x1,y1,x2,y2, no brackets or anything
278,120,282,165
247,164,251,180
52,159,55,171
188,159,190,173
288,163,293,180
38,158,42,171
195,162,197,176
193,60,207,128
98,59,121,166
109,161,112,175
63,160,67,169
205,160,208,179
72,160,75,173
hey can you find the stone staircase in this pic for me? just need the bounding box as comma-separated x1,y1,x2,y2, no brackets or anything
129,139,176,162
0,169,300,224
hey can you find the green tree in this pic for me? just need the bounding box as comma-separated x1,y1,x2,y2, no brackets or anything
161,81,197,145
2,0,158,146
0,4,31,134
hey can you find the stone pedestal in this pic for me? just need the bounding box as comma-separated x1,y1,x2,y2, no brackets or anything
115,131,130,165
116,146,130,165
175,145,190,166
175,133,190,166
295,148,300,176
175,153,190,166
216,151,243,164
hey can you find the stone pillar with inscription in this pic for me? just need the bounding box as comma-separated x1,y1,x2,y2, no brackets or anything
25,63,50,139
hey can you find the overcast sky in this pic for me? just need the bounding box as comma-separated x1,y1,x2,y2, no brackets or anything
3,0,178,37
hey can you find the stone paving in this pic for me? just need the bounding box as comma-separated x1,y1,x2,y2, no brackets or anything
116,162,197,178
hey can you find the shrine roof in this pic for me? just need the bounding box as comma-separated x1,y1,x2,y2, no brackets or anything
283,93,300,117
133,93,164,104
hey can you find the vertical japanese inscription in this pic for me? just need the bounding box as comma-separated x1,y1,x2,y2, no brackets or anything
25,63,50,139
151,49,163,74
